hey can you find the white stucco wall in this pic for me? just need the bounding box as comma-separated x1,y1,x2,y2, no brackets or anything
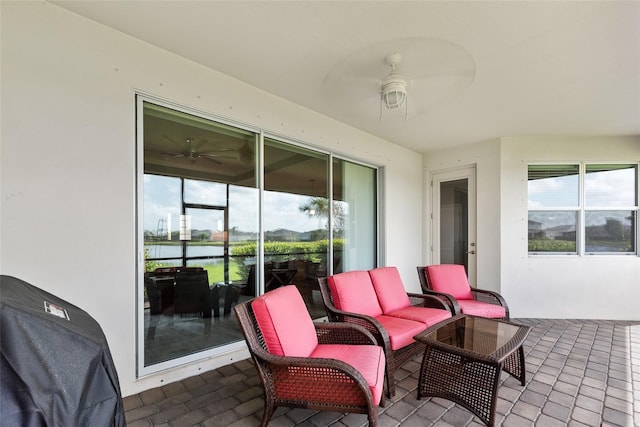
423,139,502,294
424,137,640,321
500,136,640,320
1,2,423,396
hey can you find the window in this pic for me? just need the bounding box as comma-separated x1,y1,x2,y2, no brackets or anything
528,163,638,255
138,97,379,374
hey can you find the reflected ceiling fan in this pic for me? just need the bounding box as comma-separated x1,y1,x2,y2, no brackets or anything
157,135,254,165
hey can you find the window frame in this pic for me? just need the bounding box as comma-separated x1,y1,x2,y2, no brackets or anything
527,162,638,256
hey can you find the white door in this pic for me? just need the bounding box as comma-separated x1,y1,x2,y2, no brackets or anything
431,167,477,285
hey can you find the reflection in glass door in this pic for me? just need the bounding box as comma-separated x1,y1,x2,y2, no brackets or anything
184,207,227,282
139,97,378,374
140,101,258,373
263,138,329,318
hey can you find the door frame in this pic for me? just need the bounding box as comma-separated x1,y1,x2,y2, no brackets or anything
430,166,477,285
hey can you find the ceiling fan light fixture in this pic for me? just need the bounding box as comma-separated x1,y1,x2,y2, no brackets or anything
379,53,409,121
381,76,407,110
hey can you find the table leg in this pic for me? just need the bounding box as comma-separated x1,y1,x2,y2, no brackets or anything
502,345,526,385
417,345,500,427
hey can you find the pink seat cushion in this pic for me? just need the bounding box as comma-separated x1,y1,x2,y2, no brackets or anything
375,315,425,350
251,286,318,357
328,271,383,317
458,300,506,318
386,306,451,327
369,267,411,314
425,265,473,300
311,344,386,404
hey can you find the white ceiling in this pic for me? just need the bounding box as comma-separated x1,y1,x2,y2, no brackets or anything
53,1,640,153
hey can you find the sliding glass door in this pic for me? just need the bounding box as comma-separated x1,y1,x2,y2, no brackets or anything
138,97,378,374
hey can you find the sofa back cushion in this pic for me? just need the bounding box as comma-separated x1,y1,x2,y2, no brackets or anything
327,271,383,317
251,285,318,357
425,264,473,300
368,267,411,314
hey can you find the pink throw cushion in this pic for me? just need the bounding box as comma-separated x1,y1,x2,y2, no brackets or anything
369,267,411,314
425,265,473,300
386,306,451,327
251,286,318,357
458,300,506,318
328,271,383,317
311,344,386,405
375,315,425,350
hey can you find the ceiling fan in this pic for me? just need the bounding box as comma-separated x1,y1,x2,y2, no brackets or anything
155,136,254,165
321,38,476,121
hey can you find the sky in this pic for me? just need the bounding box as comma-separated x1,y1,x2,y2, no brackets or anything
528,166,636,209
528,166,636,228
143,175,323,234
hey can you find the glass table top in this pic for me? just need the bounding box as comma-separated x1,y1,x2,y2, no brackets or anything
416,315,526,356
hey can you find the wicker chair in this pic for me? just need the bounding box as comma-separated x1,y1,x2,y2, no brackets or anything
417,264,510,319
234,285,385,426
318,267,453,398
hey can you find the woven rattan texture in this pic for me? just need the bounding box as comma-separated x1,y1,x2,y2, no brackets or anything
317,277,442,398
418,346,498,425
233,299,380,426
415,316,530,426
416,266,511,319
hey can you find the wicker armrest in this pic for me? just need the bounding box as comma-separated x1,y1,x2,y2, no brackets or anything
322,304,390,347
407,292,455,312
314,322,378,346
471,288,509,314
412,289,460,315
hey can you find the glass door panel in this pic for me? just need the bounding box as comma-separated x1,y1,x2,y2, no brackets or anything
432,166,477,285
263,138,328,317
333,158,377,272
439,179,469,266
140,100,258,373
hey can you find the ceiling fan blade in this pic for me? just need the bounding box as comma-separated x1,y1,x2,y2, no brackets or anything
200,148,236,154
200,156,222,165
162,134,185,150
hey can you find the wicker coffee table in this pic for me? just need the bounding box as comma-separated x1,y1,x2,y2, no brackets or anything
415,314,531,427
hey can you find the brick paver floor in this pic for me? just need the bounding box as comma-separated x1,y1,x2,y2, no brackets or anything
124,319,640,427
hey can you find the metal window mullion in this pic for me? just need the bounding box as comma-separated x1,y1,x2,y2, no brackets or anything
328,153,334,275
258,131,265,295
578,163,585,256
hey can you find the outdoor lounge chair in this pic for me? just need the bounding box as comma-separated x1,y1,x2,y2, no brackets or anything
234,285,386,426
417,264,509,319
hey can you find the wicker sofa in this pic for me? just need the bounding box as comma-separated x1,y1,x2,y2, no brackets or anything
318,266,454,397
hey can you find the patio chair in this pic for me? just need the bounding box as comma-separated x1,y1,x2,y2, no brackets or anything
417,264,509,319
173,270,212,317
318,267,453,397
234,285,386,426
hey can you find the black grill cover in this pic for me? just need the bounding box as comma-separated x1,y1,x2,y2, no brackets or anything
0,275,125,426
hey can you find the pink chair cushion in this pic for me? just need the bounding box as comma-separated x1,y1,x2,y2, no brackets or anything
368,267,411,314
375,315,425,350
386,306,451,327
328,271,383,317
311,344,386,405
457,300,506,318
425,265,473,300
251,286,318,357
